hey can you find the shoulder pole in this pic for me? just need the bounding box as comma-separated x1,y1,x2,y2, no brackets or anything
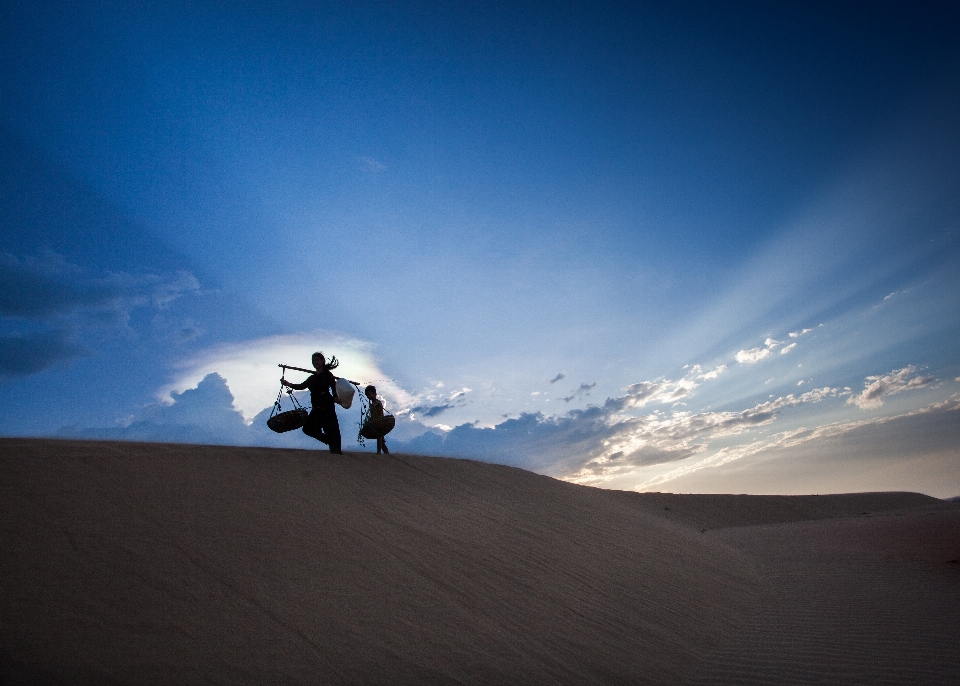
279,363,360,385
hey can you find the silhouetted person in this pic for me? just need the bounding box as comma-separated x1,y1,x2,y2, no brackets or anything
364,385,389,454
282,352,342,454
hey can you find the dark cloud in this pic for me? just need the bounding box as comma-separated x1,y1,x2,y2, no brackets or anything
548,372,565,384
562,382,596,403
411,403,455,417
390,383,849,480
401,408,619,474
0,329,87,379
598,444,702,470
0,252,198,322
59,372,435,452
62,374,246,444
60,373,321,449
0,252,199,378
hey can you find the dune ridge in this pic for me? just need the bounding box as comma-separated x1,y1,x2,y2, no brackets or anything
1,438,958,685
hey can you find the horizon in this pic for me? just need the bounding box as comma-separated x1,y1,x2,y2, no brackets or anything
1,1,959,496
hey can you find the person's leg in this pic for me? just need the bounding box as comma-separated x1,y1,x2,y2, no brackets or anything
302,412,329,444
323,409,342,454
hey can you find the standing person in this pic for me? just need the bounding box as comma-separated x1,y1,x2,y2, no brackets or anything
364,385,389,454
281,352,342,454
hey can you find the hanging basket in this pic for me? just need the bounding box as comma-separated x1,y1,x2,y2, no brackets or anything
267,408,309,433
360,415,395,439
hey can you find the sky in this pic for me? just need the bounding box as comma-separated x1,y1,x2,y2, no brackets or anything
2,1,959,496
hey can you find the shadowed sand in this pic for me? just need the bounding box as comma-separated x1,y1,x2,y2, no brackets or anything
1,439,958,685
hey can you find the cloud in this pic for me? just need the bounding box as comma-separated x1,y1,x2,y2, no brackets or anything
62,373,248,445
561,382,596,403
736,328,815,364
735,337,781,363
636,395,960,494
695,364,727,380
0,252,199,378
360,156,386,172
396,361,940,486
0,329,88,379
0,252,198,322
567,386,847,483
62,373,318,448
847,365,936,409
406,387,471,421
735,347,771,363
604,365,725,412
61,371,435,452
410,403,454,417
165,333,409,422
548,372,565,384
393,352,846,480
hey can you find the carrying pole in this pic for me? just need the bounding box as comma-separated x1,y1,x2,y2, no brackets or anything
278,363,315,375
278,364,359,385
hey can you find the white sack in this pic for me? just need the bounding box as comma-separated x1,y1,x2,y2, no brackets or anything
335,378,355,409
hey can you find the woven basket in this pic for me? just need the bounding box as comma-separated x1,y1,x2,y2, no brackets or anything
267,408,309,433
360,415,395,439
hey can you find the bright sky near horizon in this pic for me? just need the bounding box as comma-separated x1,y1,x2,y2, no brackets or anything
2,2,959,496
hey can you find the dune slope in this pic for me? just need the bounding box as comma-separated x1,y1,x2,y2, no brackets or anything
1,439,754,685
1,439,957,685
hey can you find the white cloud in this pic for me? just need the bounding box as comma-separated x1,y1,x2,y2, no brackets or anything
611,364,726,411
736,336,785,363
735,347,772,363
636,394,960,492
360,156,386,172
565,385,847,485
694,364,727,380
737,328,816,364
847,365,935,410
163,332,410,422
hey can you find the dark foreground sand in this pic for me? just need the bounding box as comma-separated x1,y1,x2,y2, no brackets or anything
1,439,958,685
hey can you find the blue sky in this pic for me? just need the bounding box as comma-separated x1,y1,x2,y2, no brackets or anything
2,1,959,496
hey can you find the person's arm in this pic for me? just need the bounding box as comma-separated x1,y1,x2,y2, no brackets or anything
281,377,310,391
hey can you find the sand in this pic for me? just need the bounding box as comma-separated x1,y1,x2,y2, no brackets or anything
1,438,958,685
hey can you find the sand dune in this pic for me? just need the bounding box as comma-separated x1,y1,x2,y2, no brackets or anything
1,439,957,685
